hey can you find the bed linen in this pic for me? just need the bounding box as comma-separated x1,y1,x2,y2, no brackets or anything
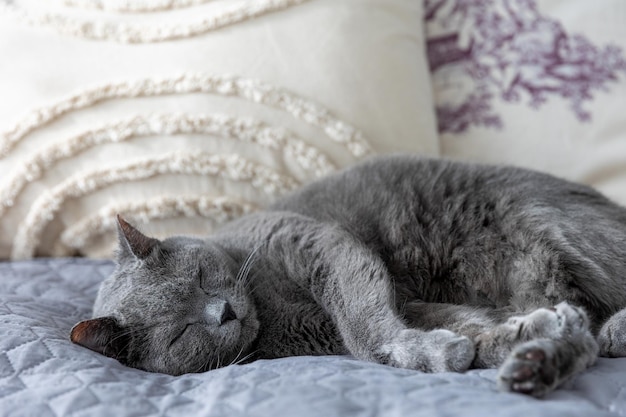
2,258,626,417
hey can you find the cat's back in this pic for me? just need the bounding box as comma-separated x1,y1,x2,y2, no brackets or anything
272,154,613,230
270,155,626,307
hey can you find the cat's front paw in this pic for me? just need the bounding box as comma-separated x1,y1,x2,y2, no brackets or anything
507,302,589,341
379,329,475,373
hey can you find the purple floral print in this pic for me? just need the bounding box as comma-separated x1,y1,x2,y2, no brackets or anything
425,0,626,133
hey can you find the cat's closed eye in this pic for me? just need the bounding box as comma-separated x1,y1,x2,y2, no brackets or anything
196,268,214,295
169,323,195,347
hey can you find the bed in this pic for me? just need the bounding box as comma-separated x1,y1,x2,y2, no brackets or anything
2,1,626,416
2,258,626,417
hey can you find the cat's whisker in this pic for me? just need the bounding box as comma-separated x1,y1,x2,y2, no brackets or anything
242,262,271,292
196,353,217,373
195,360,208,373
228,346,246,367
199,357,211,373
238,252,255,280
233,350,257,366
237,261,261,297
243,282,263,298
236,245,261,284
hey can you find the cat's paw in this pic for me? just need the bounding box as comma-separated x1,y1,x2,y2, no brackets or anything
598,308,626,357
475,302,595,369
498,330,597,397
507,302,589,341
498,340,558,397
380,329,475,373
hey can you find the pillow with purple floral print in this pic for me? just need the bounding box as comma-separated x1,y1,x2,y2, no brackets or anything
426,0,626,204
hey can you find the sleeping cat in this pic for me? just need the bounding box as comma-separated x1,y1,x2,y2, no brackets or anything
71,155,626,397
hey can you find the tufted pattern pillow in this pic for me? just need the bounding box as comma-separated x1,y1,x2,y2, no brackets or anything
0,0,439,259
426,0,626,204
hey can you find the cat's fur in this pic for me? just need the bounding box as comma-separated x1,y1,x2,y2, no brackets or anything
71,155,626,397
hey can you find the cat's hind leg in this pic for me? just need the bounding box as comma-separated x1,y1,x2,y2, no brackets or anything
597,308,626,357
496,302,598,397
404,301,598,396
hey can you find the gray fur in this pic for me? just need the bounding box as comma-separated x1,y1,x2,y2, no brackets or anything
71,155,626,397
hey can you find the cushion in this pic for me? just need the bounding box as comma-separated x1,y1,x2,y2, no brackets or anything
0,0,439,260
425,0,626,204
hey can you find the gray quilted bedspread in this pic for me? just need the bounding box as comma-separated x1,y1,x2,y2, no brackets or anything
2,259,626,417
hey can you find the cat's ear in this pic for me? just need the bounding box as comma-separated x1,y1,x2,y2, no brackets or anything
116,214,159,260
70,317,129,360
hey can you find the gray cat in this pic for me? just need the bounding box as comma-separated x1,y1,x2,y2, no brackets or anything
71,155,626,397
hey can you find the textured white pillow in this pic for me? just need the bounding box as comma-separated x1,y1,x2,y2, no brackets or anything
0,0,438,259
426,0,626,203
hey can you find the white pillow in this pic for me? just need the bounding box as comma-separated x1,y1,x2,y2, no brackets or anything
426,0,626,203
0,0,439,259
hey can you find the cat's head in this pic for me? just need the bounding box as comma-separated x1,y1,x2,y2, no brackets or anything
70,215,259,375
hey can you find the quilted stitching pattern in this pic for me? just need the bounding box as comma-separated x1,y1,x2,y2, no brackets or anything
1,259,626,417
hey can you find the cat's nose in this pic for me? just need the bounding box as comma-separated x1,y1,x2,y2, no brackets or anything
220,302,237,325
